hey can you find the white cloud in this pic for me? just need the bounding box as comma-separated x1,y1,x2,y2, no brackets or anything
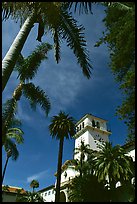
27,170,49,183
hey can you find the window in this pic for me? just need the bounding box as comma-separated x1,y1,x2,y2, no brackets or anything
96,121,100,129
76,126,79,132
82,122,84,128
64,171,67,178
92,120,95,127
79,124,81,130
48,191,50,195
45,192,47,196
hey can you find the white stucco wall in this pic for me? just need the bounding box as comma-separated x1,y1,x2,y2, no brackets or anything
126,149,135,162
40,188,55,202
76,116,108,133
61,166,79,184
74,126,109,160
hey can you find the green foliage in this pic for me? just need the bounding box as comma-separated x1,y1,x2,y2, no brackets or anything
2,185,10,192
94,142,134,189
2,99,24,159
95,2,135,141
30,180,39,191
16,180,44,202
16,191,44,202
68,174,108,202
68,141,134,202
49,111,76,140
15,43,52,81
67,2,95,14
22,83,51,116
2,98,17,132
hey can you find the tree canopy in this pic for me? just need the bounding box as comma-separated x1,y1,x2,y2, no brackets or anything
95,2,135,142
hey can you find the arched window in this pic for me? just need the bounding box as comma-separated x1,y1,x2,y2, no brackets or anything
82,122,84,128
79,124,81,130
76,126,79,132
96,121,100,129
92,119,95,127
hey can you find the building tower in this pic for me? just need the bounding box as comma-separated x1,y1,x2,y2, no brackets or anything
58,114,112,201
74,113,111,160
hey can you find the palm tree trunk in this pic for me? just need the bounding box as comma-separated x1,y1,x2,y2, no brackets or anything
2,13,36,92
55,137,64,202
2,156,9,184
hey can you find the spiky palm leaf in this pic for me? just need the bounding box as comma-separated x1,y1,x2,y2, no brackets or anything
30,180,39,191
67,2,95,14
103,2,134,11
2,98,18,145
49,111,76,140
6,128,24,144
94,142,134,189
22,83,51,116
57,10,92,78
2,98,17,127
4,140,19,161
15,43,52,81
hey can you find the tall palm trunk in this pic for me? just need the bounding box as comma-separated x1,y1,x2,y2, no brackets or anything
2,156,9,184
2,150,11,184
55,137,64,202
2,14,36,92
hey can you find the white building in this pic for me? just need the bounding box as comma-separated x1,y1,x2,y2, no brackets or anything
38,113,135,202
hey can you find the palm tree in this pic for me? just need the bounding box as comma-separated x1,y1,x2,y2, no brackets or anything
49,111,76,202
30,180,39,202
2,2,92,92
30,180,39,193
16,180,44,202
2,43,51,144
68,141,108,202
94,142,134,200
74,140,92,177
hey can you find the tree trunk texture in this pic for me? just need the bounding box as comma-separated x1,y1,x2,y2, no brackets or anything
2,14,36,92
55,138,64,202
2,156,9,184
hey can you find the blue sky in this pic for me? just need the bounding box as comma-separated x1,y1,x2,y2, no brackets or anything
2,4,128,191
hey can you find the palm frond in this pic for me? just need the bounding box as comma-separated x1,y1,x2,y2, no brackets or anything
49,111,76,140
2,98,17,130
2,2,36,24
58,10,92,78
6,127,24,144
14,53,25,69
104,2,134,11
2,2,15,21
67,2,95,14
22,83,51,116
4,140,19,160
9,117,22,128
16,43,52,81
